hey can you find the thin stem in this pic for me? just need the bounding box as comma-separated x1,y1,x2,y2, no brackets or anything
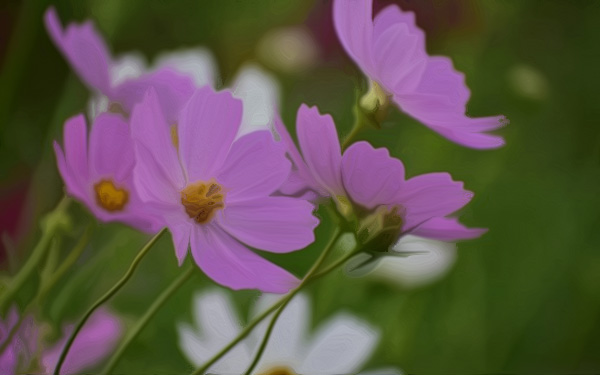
53,228,167,375
341,114,364,151
101,265,196,374
0,196,70,313
192,229,344,375
242,229,343,375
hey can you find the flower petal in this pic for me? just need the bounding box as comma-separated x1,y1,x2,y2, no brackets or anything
341,141,404,209
62,114,89,187
89,113,134,182
165,213,192,265
216,131,290,203
155,48,217,88
44,8,112,95
42,308,122,375
190,224,299,293
394,172,473,230
130,88,185,205
394,57,507,149
219,196,317,253
301,313,379,375
113,66,196,123
410,217,487,241
333,0,376,75
297,104,345,196
232,64,280,137
178,87,243,180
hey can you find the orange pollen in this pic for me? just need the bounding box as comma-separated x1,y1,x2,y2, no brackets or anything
170,124,179,149
180,179,225,224
94,179,129,212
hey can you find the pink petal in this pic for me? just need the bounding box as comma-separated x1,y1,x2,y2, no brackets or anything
273,114,322,196
130,89,184,205
178,87,242,181
296,105,345,196
333,0,376,75
372,6,427,92
89,113,134,182
53,141,87,201
166,214,193,265
113,67,196,123
190,224,299,293
394,57,507,149
341,141,404,209
218,196,317,253
394,172,474,230
43,308,122,375
44,8,112,95
410,217,487,241
216,131,290,203
63,114,89,186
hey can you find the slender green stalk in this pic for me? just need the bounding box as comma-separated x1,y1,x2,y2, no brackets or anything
101,265,196,374
341,116,364,151
0,196,70,313
53,228,167,375
192,229,344,375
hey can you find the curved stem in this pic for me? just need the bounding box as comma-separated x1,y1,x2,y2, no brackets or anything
192,229,344,375
101,265,196,374
53,228,167,375
0,196,70,313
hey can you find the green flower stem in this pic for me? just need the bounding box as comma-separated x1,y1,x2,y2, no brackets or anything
341,108,366,151
191,229,347,375
0,196,70,313
101,265,197,375
53,228,167,375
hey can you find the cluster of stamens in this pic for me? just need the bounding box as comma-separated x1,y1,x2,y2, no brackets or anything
180,179,225,224
94,179,129,212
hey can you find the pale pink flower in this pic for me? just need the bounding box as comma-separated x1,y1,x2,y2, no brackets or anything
54,113,161,232
130,87,318,293
333,0,508,149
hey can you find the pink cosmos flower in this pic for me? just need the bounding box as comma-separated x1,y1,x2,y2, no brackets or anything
54,113,161,233
130,87,318,293
1,307,121,375
276,104,486,242
44,7,195,123
333,0,508,149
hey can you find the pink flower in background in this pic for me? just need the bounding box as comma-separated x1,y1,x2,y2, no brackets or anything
44,7,195,123
276,104,485,242
1,307,121,375
333,0,507,149
54,113,161,233
42,308,122,375
130,87,318,293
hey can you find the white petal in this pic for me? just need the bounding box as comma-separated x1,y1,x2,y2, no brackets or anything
373,235,457,288
177,289,252,374
231,64,280,137
301,313,379,375
250,293,309,371
155,48,217,88
87,94,109,119
111,52,146,86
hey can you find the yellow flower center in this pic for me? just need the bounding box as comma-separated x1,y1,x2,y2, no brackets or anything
180,179,225,224
259,366,298,375
108,102,128,117
94,179,129,212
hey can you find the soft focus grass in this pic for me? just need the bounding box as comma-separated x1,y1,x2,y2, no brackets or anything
1,0,600,373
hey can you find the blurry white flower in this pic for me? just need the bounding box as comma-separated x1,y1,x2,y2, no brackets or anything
346,235,457,289
178,290,400,375
89,48,280,137
257,26,319,73
507,64,549,100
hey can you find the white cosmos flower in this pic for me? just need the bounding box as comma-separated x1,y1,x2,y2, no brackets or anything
88,47,279,137
178,290,401,375
346,235,457,289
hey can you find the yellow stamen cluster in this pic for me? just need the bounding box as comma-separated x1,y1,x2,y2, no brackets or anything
94,179,129,212
181,179,225,224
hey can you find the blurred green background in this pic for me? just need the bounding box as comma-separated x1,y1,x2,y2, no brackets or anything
1,0,600,373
